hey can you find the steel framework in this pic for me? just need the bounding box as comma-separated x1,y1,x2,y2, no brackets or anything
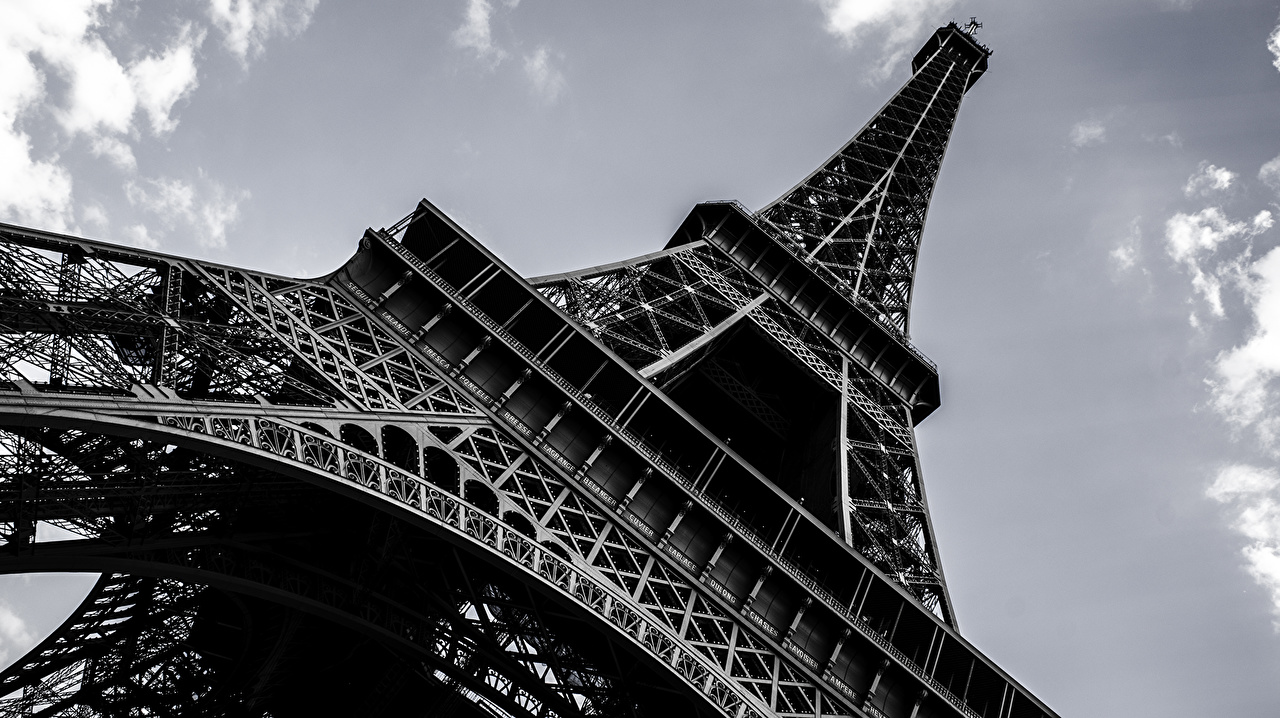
0,22,1055,718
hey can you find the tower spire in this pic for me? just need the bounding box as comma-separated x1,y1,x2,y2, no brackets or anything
756,23,991,336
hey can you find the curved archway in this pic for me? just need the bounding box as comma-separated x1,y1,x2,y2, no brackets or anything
380,425,418,473
543,541,570,561
423,446,460,493
340,424,377,455
464,480,500,517
300,422,333,438
502,511,537,540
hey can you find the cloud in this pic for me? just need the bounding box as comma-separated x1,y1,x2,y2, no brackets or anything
0,0,197,228
123,223,159,249
50,38,136,140
1143,131,1183,148
0,0,102,229
0,2,312,250
207,0,320,64
1069,119,1106,149
90,134,137,171
1260,153,1280,194
454,0,505,64
130,25,206,135
1184,162,1236,197
815,0,954,46
1110,219,1143,272
81,202,109,232
1208,246,1280,449
1207,464,1280,628
0,133,74,231
523,47,565,102
1164,207,1271,317
4,2,202,145
126,173,249,249
813,0,955,80
1268,17,1280,73
0,602,34,667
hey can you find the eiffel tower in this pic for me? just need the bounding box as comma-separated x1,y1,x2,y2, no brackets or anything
0,21,1057,718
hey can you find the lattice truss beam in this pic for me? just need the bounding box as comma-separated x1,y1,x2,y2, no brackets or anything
754,27,988,336
535,246,739,370
0,225,478,414
534,243,947,612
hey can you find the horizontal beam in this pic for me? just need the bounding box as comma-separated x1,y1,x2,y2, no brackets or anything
665,203,941,422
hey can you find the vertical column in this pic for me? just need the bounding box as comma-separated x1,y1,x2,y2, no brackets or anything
49,253,83,386
837,356,853,544
153,263,183,388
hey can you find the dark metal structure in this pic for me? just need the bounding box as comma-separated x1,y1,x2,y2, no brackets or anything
0,22,1054,718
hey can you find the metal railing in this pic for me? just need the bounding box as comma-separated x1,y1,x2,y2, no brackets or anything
151,409,768,718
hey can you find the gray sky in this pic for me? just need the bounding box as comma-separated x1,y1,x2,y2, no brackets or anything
3,1,1280,715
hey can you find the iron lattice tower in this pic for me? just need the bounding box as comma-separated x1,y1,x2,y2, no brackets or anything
0,23,1055,718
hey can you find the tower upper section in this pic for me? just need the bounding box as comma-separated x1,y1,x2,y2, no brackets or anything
756,23,991,336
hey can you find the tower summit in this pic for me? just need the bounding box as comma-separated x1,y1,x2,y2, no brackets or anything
757,22,990,336
0,22,1055,718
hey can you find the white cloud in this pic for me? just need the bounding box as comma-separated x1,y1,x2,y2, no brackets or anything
1258,211,1277,233
81,202,109,232
1167,208,1254,317
0,602,34,667
0,132,74,231
1184,161,1236,197
814,0,955,81
47,31,137,140
2,1,203,149
0,2,311,249
1207,464,1280,628
130,26,205,135
815,0,953,47
207,0,319,64
0,0,103,229
90,134,137,171
1069,119,1106,149
454,0,505,63
1268,18,1280,73
123,222,159,249
1260,153,1280,193
524,47,565,102
1110,219,1142,272
126,173,248,249
1208,246,1280,449
1143,131,1183,148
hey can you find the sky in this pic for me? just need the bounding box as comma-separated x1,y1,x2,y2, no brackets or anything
1,0,1279,715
